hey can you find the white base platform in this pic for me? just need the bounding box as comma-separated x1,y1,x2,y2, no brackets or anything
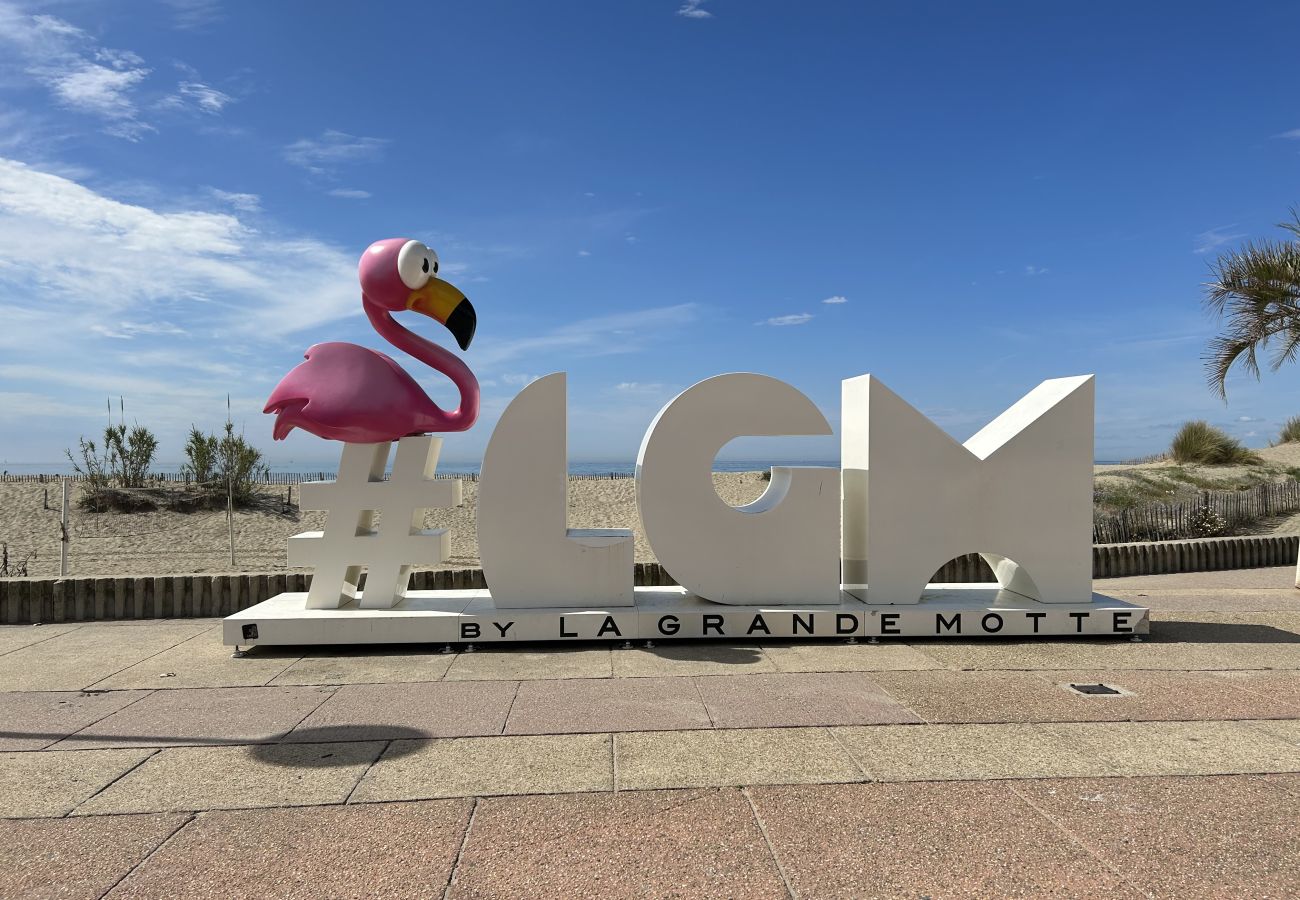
222,585,1150,646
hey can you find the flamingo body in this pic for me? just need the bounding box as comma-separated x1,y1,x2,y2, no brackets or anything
264,238,480,443
265,342,468,443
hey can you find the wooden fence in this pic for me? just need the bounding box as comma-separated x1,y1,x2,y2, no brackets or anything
0,471,644,485
2,535,1296,624
1093,480,1300,543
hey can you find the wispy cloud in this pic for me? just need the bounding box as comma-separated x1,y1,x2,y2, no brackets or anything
0,6,154,140
159,80,232,114
1278,128,1300,140
209,188,260,212
1024,265,1048,276
577,249,591,257
821,295,848,305
159,0,223,30
326,187,371,199
677,0,713,19
757,313,813,326
501,373,540,387
284,130,388,176
1194,225,1246,255
473,304,700,368
616,382,669,394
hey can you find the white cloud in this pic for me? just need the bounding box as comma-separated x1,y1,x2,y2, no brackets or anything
160,80,232,114
0,156,358,340
90,321,188,340
326,188,371,199
160,0,223,30
616,382,668,394
473,304,700,368
209,188,260,212
577,249,591,257
284,130,389,175
1024,265,1049,276
821,295,847,305
501,373,540,387
677,0,713,18
625,234,639,244
1194,225,1246,254
758,313,813,326
1278,128,1300,140
0,6,154,139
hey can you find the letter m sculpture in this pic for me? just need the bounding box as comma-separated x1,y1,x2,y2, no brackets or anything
841,374,1094,605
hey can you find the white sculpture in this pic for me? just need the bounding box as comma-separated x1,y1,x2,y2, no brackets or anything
841,374,1095,604
289,436,460,609
636,373,840,605
478,373,635,608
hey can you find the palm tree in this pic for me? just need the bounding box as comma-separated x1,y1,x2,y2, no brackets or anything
1203,210,1300,397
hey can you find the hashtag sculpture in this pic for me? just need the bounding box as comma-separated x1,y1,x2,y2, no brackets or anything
288,435,462,609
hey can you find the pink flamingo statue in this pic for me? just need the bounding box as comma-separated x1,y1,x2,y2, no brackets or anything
265,238,480,443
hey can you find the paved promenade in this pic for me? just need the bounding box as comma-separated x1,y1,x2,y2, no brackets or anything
2,567,1299,898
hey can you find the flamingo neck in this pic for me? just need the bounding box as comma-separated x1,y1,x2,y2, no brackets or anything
364,296,480,432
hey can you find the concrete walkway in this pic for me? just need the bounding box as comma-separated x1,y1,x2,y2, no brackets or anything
2,567,1299,897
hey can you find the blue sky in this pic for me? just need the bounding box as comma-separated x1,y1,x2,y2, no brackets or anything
0,0,1298,468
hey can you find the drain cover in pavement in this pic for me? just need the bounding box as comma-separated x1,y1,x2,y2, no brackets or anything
1069,683,1122,696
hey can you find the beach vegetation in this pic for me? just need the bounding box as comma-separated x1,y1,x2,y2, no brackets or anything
1276,415,1300,445
181,422,270,508
1168,421,1260,465
104,424,157,488
1203,210,1300,396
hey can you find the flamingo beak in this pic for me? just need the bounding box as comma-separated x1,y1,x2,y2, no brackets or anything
407,278,476,351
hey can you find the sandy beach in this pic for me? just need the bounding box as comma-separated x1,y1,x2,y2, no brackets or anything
0,473,773,578
6,444,1300,578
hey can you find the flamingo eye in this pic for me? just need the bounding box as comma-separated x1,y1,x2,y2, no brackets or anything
397,240,432,290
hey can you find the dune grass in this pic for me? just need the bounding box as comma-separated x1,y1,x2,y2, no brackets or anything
1276,415,1300,445
1168,420,1260,465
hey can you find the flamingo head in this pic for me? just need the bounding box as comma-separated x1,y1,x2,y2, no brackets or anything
359,238,476,351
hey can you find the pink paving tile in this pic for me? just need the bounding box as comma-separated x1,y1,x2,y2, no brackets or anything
0,689,150,751
286,681,519,741
111,800,472,899
0,813,188,900
749,781,1142,898
450,789,787,898
502,676,711,734
55,686,335,748
1012,774,1300,897
694,672,922,728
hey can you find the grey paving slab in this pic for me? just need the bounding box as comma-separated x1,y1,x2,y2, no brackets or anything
1115,591,1300,612
450,789,788,898
56,685,336,749
286,681,517,741
0,813,188,900
610,642,778,677
0,689,150,751
693,672,922,728
73,741,384,815
352,733,613,802
1046,721,1300,776
504,676,711,734
110,800,471,900
445,646,612,681
749,781,1139,898
1047,670,1300,720
91,627,299,689
614,727,862,790
0,624,81,656
833,723,1120,781
271,649,456,685
1013,775,1300,897
1098,566,1296,590
920,638,1300,671
1215,670,1300,707
0,748,153,817
1244,718,1300,746
0,621,212,691
871,670,1116,723
1150,609,1300,641
762,640,945,672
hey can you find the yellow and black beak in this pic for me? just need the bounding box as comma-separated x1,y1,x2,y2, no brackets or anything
406,278,476,351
